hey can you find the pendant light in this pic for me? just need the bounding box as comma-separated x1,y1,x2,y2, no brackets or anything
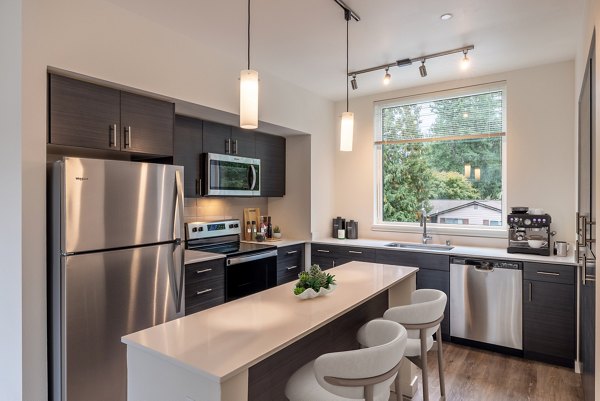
340,9,354,152
240,0,258,129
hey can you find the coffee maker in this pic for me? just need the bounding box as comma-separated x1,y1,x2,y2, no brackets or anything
507,208,552,256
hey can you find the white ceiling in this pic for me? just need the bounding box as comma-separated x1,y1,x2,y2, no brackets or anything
107,0,583,101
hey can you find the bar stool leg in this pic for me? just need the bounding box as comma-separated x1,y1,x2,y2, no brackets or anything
394,359,403,401
436,327,446,400
420,328,429,401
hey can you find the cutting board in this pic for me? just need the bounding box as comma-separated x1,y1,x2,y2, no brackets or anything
243,207,261,241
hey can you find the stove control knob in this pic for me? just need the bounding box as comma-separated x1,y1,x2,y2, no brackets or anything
229,224,234,228
234,223,239,228
192,227,198,232
524,219,531,226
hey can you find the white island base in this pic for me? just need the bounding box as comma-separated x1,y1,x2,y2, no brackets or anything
123,262,419,401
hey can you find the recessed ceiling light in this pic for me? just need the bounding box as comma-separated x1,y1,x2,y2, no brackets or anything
440,13,453,21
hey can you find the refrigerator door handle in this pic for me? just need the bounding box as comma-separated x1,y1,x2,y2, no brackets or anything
174,169,185,315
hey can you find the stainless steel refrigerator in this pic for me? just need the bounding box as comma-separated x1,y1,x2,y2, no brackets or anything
49,157,185,401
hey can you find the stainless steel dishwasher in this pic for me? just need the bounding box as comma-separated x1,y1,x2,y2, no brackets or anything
450,257,523,350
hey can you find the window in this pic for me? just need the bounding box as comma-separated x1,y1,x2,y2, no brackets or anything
374,84,506,232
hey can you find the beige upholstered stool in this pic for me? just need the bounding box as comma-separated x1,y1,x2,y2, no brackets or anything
357,289,447,401
284,319,408,401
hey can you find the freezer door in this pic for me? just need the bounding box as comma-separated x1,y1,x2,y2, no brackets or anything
57,244,184,401
59,157,184,253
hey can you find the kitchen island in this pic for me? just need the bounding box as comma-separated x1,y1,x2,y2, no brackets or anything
122,261,418,401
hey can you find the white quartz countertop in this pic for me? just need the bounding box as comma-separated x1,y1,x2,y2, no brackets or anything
122,261,418,383
311,238,578,266
184,250,225,265
241,238,306,247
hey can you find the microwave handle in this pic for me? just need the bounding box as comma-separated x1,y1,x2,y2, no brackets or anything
249,165,257,190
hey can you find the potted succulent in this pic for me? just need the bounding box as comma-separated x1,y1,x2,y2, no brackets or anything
293,264,336,299
272,225,282,239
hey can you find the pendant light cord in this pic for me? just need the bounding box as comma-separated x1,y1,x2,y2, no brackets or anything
345,10,349,112
247,0,251,70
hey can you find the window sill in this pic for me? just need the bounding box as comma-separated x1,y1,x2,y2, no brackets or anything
371,223,508,239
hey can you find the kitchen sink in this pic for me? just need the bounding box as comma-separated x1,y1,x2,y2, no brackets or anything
384,242,454,251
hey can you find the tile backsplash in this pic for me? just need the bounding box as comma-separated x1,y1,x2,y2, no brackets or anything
184,197,269,224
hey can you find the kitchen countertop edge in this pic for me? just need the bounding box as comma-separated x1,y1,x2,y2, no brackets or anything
311,238,578,266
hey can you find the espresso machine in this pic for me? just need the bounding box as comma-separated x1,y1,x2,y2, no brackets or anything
507,209,552,256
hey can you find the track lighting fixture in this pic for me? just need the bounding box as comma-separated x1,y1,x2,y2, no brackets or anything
461,49,470,70
347,44,474,87
419,60,427,77
383,67,391,85
351,75,358,90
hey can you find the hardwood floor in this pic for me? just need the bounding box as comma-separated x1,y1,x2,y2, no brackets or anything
391,343,583,401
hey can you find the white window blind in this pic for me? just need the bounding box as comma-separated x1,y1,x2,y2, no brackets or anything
376,90,505,144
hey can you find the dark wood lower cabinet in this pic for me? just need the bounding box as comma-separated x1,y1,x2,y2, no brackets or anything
276,244,305,285
247,292,388,401
523,278,576,367
377,249,450,340
184,259,225,315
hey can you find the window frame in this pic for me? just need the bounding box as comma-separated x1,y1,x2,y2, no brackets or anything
372,82,508,238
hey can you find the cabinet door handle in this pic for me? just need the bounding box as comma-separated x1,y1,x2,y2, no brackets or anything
317,249,330,253
124,126,132,148
110,124,117,147
225,138,231,154
348,250,363,254
286,266,298,270
196,289,212,296
196,268,212,274
232,139,238,155
537,271,560,276
286,250,298,255
196,179,200,195
528,282,532,302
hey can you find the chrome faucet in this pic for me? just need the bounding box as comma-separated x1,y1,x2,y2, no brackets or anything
420,205,432,244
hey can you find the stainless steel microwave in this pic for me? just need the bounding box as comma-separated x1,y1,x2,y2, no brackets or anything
204,153,261,196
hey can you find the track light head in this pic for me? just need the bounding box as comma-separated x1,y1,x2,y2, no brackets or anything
351,75,358,90
419,60,427,77
383,67,391,85
461,50,470,70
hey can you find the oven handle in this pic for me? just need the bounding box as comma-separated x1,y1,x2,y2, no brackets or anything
227,249,277,266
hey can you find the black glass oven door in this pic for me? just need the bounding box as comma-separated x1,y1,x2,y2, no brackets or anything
225,253,276,301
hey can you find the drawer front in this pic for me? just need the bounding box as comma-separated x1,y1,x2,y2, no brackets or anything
185,277,225,315
311,244,340,256
185,259,225,285
376,249,449,271
277,270,300,286
334,246,376,262
311,254,335,270
523,262,575,285
277,244,304,268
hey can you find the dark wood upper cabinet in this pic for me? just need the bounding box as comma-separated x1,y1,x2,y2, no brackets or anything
203,121,232,155
231,127,256,158
120,92,174,156
174,116,203,197
49,74,174,157
255,132,285,197
49,74,121,150
203,121,255,157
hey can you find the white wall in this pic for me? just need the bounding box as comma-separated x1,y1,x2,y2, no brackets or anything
0,0,23,399
19,0,336,398
333,61,576,248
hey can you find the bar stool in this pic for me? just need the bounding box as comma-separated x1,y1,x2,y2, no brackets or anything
284,319,408,401
357,289,447,401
